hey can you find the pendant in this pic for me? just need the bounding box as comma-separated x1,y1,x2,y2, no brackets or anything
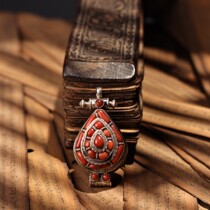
73,87,128,187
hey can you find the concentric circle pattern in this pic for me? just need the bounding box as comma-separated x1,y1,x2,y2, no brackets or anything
73,109,127,173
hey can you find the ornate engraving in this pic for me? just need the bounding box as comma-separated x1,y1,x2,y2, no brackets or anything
73,109,127,173
68,0,139,62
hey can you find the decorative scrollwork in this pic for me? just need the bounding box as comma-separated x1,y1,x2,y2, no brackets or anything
68,0,139,62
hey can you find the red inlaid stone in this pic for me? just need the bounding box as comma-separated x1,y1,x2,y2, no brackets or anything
94,135,104,148
94,121,103,129
112,145,124,164
103,129,111,137
102,173,110,182
87,150,96,159
97,109,111,123
87,128,95,137
107,140,114,150
99,152,109,160
89,164,98,170
85,140,90,148
76,132,83,148
76,151,88,165
74,109,127,173
84,114,96,129
96,99,104,108
111,125,123,142
91,173,99,181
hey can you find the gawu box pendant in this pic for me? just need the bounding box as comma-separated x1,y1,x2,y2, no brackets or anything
63,0,144,187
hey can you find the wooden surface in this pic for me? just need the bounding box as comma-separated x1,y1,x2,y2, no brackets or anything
0,8,210,210
164,0,210,98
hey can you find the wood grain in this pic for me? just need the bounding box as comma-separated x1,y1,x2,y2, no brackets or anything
135,125,210,205
143,64,208,106
124,162,197,210
24,86,64,118
25,101,84,210
0,52,61,96
0,77,28,209
0,12,20,55
143,93,210,137
167,143,210,181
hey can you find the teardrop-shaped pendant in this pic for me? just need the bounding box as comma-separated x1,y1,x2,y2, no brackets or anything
73,88,128,187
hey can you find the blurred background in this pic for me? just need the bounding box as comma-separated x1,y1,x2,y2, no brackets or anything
0,0,79,20
0,0,175,21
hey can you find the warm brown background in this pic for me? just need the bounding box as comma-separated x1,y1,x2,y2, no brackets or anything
0,0,210,209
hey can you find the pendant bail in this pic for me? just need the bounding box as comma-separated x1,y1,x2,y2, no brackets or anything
79,87,116,109
96,87,102,99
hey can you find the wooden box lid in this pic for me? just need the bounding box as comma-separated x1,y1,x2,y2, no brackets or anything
63,0,142,83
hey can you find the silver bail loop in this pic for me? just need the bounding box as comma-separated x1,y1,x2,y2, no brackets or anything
79,87,116,109
96,87,102,99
